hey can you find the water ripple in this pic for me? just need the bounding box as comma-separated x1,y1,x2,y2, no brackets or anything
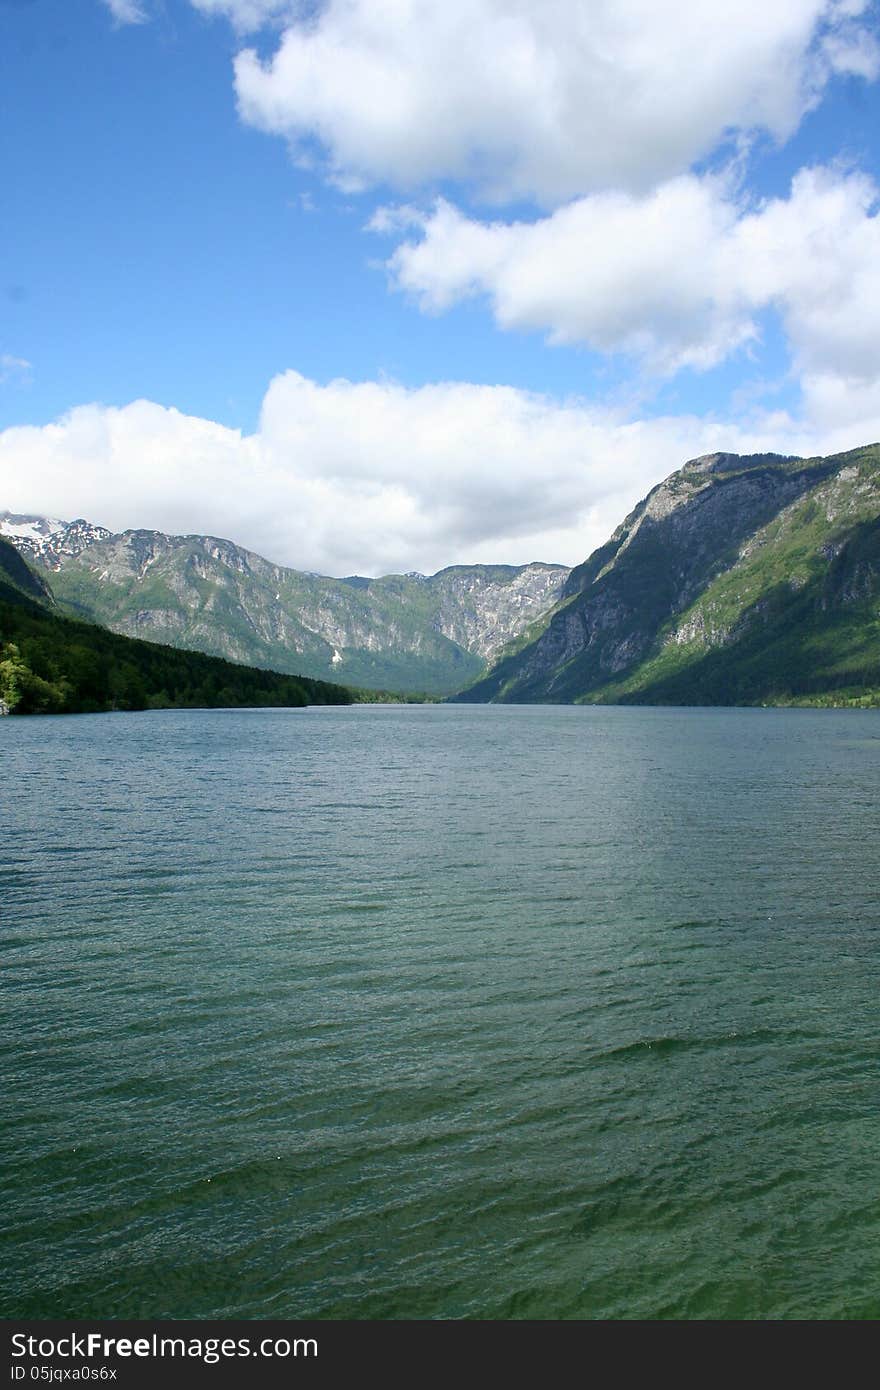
2,704,879,1319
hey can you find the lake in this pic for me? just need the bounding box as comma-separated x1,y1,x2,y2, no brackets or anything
2,704,880,1319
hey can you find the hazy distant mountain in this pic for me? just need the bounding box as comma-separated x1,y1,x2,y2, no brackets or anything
0,513,570,695
455,443,880,707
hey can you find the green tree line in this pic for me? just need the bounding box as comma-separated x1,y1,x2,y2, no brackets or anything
0,597,352,715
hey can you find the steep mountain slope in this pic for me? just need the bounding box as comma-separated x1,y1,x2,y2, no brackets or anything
0,515,569,695
0,533,54,607
457,443,880,706
0,537,352,715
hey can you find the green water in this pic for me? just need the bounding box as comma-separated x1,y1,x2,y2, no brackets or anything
2,704,880,1319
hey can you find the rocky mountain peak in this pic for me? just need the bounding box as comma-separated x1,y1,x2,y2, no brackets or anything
457,443,880,705
0,513,111,569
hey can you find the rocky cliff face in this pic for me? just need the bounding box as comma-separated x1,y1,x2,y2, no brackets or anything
0,516,569,694
457,444,880,705
428,564,571,660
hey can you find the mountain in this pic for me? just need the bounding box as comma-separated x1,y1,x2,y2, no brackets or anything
0,537,352,715
0,530,55,607
456,443,880,707
0,513,111,567
0,514,569,695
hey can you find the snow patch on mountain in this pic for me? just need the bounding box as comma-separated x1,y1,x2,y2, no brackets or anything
0,513,111,569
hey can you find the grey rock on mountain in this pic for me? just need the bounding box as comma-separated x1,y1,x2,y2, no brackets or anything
0,513,569,694
0,514,111,568
456,443,880,705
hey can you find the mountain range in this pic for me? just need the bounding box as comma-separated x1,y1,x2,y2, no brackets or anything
0,514,568,696
4,440,879,707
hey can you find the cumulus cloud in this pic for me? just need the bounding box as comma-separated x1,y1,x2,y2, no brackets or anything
2,370,878,577
101,0,149,23
231,0,878,204
378,166,880,380
731,167,880,382
377,179,751,373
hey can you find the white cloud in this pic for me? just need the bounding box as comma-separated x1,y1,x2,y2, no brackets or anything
231,0,878,204
731,167,880,382
0,354,32,386
101,0,149,24
796,371,880,454
2,370,878,578
378,179,751,373
189,0,295,30
378,166,880,382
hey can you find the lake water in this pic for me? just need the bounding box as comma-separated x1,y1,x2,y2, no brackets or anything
2,704,880,1320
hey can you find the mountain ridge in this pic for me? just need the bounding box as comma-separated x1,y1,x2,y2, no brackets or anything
0,513,569,696
455,443,880,706
7,441,880,709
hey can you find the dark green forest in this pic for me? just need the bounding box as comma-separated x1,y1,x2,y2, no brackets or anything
0,540,352,715
0,598,352,714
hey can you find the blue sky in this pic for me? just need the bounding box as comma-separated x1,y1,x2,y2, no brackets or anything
1,0,879,575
